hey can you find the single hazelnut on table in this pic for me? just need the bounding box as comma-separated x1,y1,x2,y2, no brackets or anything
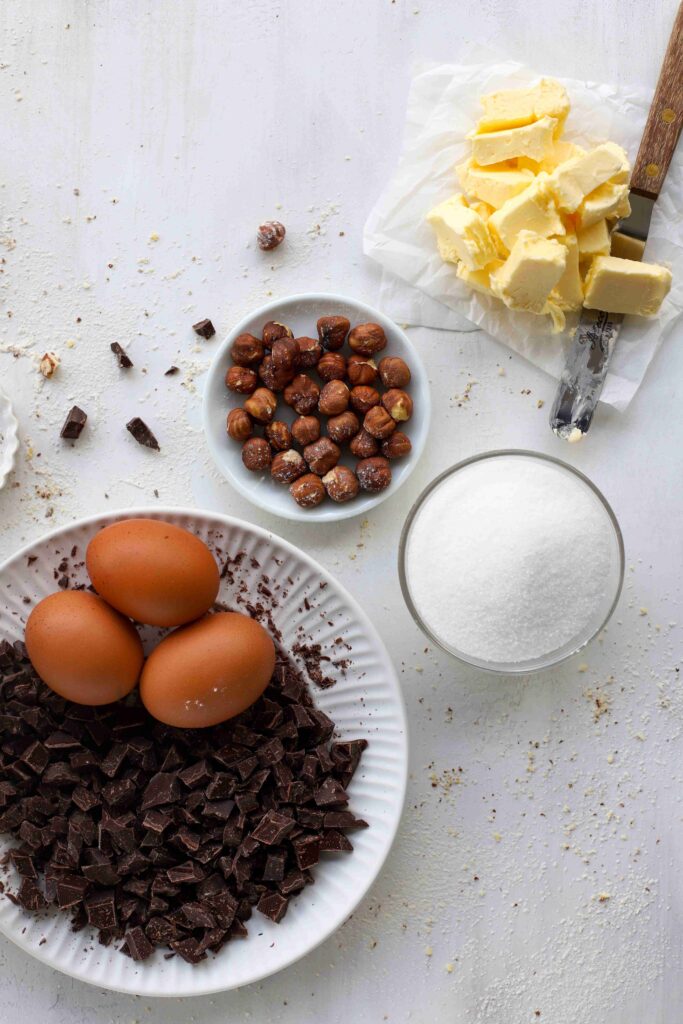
271,449,307,484
363,405,396,440
257,220,286,251
244,387,277,424
327,410,360,445
225,365,258,394
317,352,347,382
323,465,360,503
265,420,293,451
303,437,341,475
259,354,294,392
290,473,326,508
356,456,392,493
271,337,300,373
227,408,253,442
284,374,320,415
349,428,379,458
231,333,264,367
350,385,381,415
291,415,321,446
381,431,412,459
318,380,350,416
262,321,293,348
347,354,378,386
317,315,350,351
295,336,323,368
241,437,272,472
378,355,411,389
382,388,413,423
348,322,387,357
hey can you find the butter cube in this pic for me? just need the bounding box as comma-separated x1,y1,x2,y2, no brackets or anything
488,174,564,253
553,234,583,310
583,256,672,315
547,143,630,213
478,78,570,133
490,231,567,314
469,116,557,168
576,181,631,229
456,259,505,296
426,194,497,270
518,140,586,174
577,219,611,258
457,159,535,209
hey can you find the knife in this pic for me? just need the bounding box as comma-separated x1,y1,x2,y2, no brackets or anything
550,1,683,441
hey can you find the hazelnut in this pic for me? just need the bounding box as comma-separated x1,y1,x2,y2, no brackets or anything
350,385,381,415
227,408,253,442
290,473,326,508
271,337,300,373
262,321,293,348
291,415,321,446
349,428,379,458
363,405,396,440
378,355,411,389
347,355,378,386
295,336,323,368
381,431,412,459
231,333,264,367
265,420,293,451
241,437,272,472
284,374,320,415
323,465,360,503
244,387,277,424
356,456,392,493
348,322,387,357
327,410,360,444
303,437,341,476
317,352,347,382
39,351,60,378
318,380,350,416
317,315,350,351
257,220,286,251
258,354,293,392
225,365,258,394
382,388,413,422
271,449,307,484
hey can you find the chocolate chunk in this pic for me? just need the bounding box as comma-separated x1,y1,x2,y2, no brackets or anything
142,809,172,833
110,342,134,369
164,365,179,376
166,860,205,885
72,786,101,813
126,417,160,451
320,830,353,852
292,835,320,870
257,737,285,766
171,936,206,964
20,740,49,774
192,318,215,340
60,406,87,440
251,810,295,845
263,850,286,882
85,891,117,931
56,873,89,908
17,878,47,912
121,926,154,961
257,891,288,923
280,870,307,895
10,848,37,878
182,903,217,929
178,759,212,789
102,779,137,808
145,917,177,945
314,777,349,807
323,811,368,830
141,771,180,810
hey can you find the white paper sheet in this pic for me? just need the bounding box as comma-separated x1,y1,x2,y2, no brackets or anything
363,58,683,410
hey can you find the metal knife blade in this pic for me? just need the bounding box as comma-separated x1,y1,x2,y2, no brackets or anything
549,191,655,441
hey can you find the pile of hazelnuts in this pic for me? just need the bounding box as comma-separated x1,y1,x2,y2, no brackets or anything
225,316,413,508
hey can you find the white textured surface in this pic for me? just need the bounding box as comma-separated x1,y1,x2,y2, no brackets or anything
0,509,407,995
0,393,19,491
0,1,682,1022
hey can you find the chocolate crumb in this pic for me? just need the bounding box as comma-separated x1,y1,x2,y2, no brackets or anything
110,342,133,369
192,319,215,340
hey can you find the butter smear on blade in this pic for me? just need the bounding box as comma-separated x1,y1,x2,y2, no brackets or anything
427,76,673,330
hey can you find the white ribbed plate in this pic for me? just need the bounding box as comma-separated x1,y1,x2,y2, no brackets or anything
0,391,19,492
0,508,407,996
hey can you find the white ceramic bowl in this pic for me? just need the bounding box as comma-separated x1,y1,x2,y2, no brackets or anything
0,392,19,491
203,293,431,522
0,508,408,996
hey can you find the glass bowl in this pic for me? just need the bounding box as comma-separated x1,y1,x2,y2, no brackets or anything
398,450,625,675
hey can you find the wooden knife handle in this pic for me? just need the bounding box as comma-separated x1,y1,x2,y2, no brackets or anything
631,2,683,198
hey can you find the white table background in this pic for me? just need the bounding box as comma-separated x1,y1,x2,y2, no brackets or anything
1,1,682,1021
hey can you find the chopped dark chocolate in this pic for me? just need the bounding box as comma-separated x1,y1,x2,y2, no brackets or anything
121,925,154,961
192,318,216,340
164,365,179,376
251,809,295,845
60,406,87,440
141,771,181,810
320,830,353,852
257,890,288,923
126,417,160,451
110,342,134,369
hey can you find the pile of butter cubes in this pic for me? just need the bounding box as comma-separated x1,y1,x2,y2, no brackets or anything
427,78,671,332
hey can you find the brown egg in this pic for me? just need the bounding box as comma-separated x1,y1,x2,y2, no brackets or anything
86,519,220,627
140,612,275,728
25,590,143,706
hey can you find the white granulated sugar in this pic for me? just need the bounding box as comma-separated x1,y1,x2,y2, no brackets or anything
406,456,616,663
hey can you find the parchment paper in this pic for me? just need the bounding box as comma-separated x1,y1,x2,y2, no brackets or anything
363,58,683,409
